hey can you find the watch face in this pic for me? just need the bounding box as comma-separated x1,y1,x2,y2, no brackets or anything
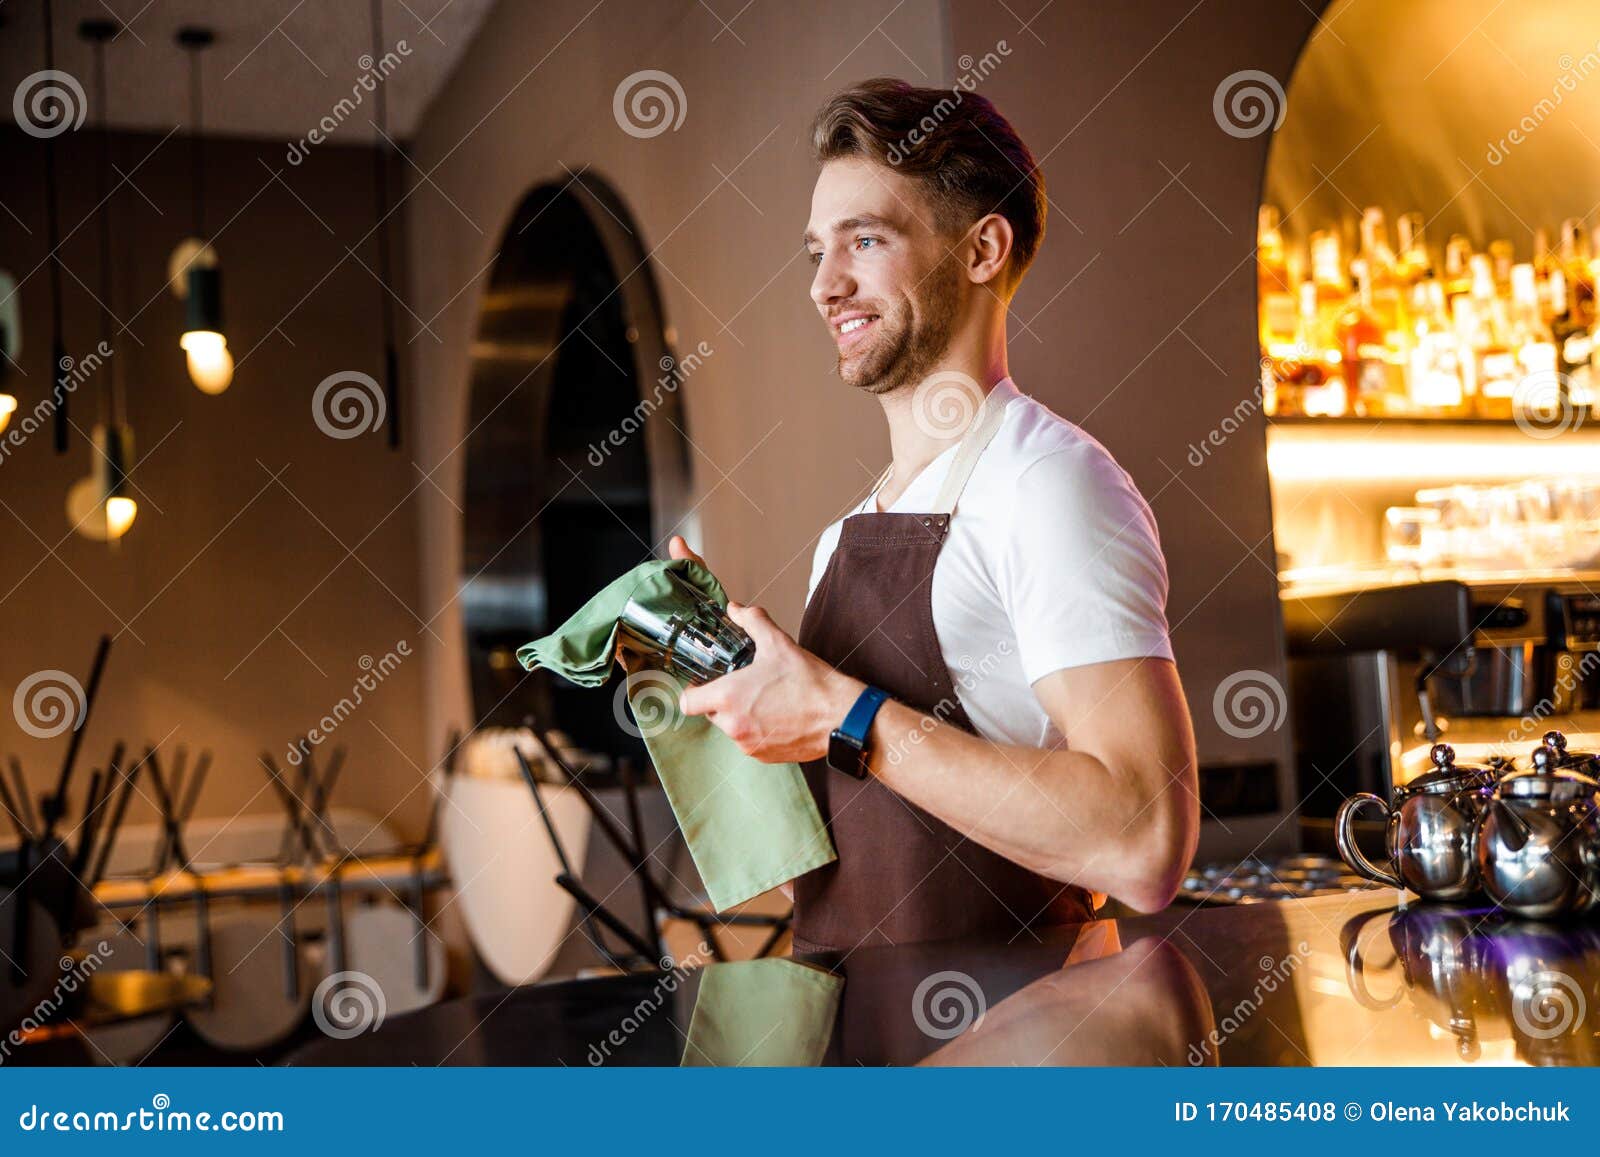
828,730,869,779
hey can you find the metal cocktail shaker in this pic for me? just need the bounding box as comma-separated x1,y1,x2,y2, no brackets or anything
615,571,755,685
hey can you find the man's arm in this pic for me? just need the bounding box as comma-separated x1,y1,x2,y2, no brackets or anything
863,656,1198,913
675,592,1199,914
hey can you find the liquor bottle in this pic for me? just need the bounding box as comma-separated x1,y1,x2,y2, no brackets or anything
1466,255,1520,417
1395,213,1433,288
1339,259,1390,416
1297,281,1346,417
1508,262,1558,422
1488,240,1516,297
1308,229,1347,350
1443,234,1475,308
1263,281,1316,418
1358,207,1405,338
1546,265,1592,405
1407,279,1466,412
1534,228,1563,326
1560,219,1595,326
1256,206,1297,347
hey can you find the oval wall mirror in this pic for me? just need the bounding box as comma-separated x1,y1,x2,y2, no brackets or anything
459,174,691,758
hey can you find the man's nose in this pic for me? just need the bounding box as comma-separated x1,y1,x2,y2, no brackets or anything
810,251,854,308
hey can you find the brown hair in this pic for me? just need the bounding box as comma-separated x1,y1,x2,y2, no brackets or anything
811,77,1046,284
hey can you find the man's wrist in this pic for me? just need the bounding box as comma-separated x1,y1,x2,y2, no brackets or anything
827,681,895,779
818,671,866,746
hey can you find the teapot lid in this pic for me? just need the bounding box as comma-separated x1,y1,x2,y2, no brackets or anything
1498,743,1600,798
1541,730,1600,771
1403,743,1494,795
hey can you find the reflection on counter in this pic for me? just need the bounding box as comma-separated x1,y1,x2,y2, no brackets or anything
1343,901,1600,1066
284,890,1600,1067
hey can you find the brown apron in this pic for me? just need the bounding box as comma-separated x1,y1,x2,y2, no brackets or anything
793,390,1095,953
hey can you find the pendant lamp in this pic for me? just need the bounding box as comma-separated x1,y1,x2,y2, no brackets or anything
68,18,135,543
171,26,232,394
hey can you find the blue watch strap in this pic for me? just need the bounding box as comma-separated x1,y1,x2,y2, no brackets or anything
828,686,891,779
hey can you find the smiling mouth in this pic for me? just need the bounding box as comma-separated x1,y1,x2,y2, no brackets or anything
833,314,880,346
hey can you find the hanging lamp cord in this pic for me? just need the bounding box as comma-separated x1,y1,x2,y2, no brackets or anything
43,0,70,453
189,43,205,239
92,34,116,432
371,0,400,449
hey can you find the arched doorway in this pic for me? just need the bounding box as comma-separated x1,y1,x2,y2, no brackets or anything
459,174,691,757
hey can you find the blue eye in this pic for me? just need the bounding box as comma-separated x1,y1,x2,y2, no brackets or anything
807,249,823,265
856,237,880,251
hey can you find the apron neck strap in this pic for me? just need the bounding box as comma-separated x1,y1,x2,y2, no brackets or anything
931,385,1010,515
866,382,1013,515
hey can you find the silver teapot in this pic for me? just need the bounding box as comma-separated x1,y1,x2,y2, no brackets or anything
1477,738,1600,920
1335,743,1495,900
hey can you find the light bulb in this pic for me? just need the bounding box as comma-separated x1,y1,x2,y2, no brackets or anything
66,476,128,541
105,495,137,538
181,329,233,394
0,393,16,434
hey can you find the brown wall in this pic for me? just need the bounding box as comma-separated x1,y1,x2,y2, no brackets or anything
408,0,1325,859
4,0,1332,860
948,0,1324,855
0,128,430,839
404,0,948,765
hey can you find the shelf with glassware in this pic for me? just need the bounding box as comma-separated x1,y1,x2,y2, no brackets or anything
1257,205,1600,426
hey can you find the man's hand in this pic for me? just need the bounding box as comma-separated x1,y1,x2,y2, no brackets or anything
678,604,862,764
666,535,705,568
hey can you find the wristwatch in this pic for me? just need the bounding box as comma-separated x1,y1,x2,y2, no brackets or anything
827,686,891,779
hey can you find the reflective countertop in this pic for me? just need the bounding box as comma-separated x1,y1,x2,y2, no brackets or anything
291,891,1600,1066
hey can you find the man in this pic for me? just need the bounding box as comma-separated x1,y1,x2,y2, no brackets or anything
671,78,1197,953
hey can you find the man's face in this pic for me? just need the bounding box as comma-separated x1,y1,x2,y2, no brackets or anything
805,157,964,395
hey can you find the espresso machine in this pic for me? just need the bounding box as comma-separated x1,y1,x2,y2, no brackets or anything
1282,572,1600,848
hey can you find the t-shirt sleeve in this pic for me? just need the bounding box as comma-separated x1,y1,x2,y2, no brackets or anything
804,524,839,609
999,445,1174,683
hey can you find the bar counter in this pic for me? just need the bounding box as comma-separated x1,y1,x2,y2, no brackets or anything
290,890,1600,1066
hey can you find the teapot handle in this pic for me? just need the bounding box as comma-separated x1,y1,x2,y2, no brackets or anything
1339,906,1404,1011
1334,793,1403,887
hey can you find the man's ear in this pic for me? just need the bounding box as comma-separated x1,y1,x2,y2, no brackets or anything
966,213,1015,289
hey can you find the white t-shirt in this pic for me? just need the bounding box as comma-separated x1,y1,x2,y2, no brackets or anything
805,377,1174,748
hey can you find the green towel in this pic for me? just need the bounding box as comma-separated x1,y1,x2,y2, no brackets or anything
516,559,835,911
680,958,842,1066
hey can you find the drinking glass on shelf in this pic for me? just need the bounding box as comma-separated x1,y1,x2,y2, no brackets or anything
1383,506,1442,568
1550,478,1600,569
